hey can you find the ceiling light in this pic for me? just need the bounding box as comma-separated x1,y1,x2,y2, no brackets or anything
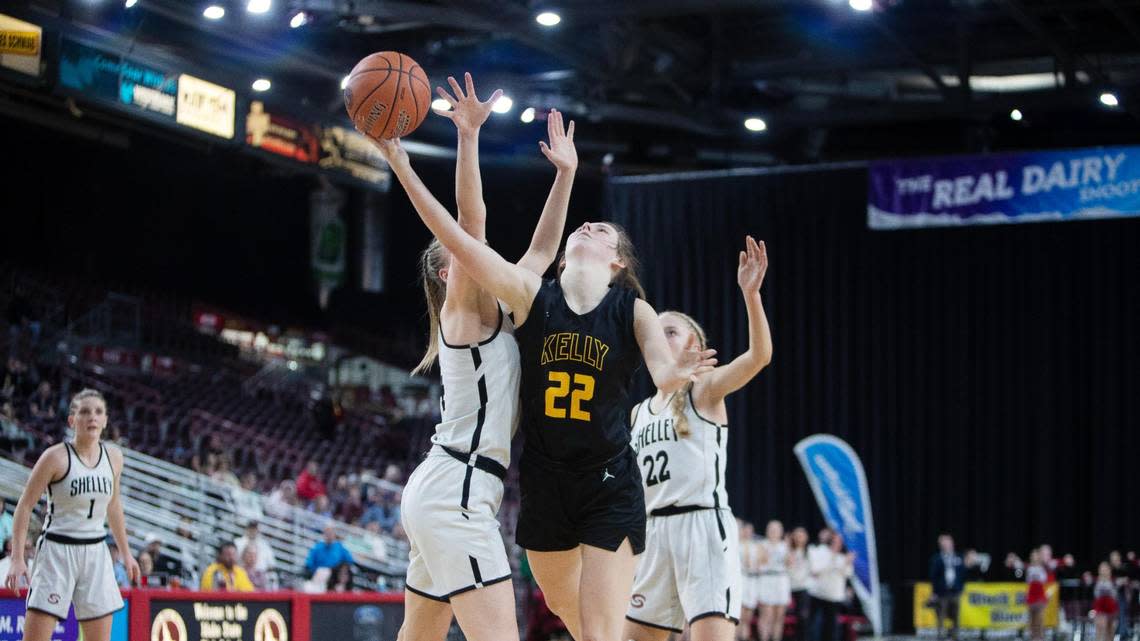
431,98,451,112
744,117,767,132
340,75,350,90
1100,92,1119,107
536,11,561,27
125,0,138,8
520,107,535,123
849,0,873,11
1009,108,1023,121
289,11,308,28
203,5,225,19
252,78,271,92
247,0,271,14
492,95,513,114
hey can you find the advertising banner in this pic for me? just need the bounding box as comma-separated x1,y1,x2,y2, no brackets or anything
0,13,41,77
176,73,236,139
913,582,1059,630
317,125,390,189
149,599,290,641
869,146,1140,229
58,38,177,121
794,435,881,637
0,599,78,641
309,601,405,641
245,101,319,163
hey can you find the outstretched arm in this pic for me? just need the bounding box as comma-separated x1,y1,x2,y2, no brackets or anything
518,109,577,276
695,236,772,404
633,298,717,393
375,138,541,322
433,72,502,311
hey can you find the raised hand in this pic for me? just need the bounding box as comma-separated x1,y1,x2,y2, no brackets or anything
737,236,768,292
538,109,577,173
678,346,718,383
433,72,503,135
372,136,409,168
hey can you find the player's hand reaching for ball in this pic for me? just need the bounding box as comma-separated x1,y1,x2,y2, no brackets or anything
4,557,27,592
539,109,577,173
678,346,718,383
372,137,409,168
737,236,767,293
434,72,502,136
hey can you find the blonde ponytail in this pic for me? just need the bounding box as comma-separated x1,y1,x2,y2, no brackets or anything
412,239,448,376
661,311,708,438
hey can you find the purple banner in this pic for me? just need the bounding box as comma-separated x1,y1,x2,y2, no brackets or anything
0,598,79,641
868,146,1140,229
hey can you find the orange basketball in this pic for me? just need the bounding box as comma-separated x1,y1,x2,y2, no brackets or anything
343,51,431,140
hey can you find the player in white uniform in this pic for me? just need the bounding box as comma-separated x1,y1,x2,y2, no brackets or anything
624,236,773,641
389,73,576,641
756,521,791,641
739,521,761,641
4,390,139,641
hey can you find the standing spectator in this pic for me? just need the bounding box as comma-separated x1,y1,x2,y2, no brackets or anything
788,527,813,641
200,543,253,591
5,288,40,347
809,532,853,641
28,381,57,421
296,461,327,502
1025,549,1048,641
929,534,966,640
1110,550,1132,640
1001,553,1025,581
304,525,354,578
1093,561,1120,641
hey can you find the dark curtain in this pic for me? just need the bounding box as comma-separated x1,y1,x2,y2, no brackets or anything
605,166,1140,585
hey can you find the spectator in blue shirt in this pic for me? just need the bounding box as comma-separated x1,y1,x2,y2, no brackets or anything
359,490,400,533
305,525,354,578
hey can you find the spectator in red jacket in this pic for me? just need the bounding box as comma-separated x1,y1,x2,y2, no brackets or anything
296,461,327,502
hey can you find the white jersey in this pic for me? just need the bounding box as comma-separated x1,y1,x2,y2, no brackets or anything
760,539,789,575
42,443,114,540
431,308,520,468
630,389,729,513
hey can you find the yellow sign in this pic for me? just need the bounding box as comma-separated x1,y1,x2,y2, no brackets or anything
914,582,1059,630
0,30,38,55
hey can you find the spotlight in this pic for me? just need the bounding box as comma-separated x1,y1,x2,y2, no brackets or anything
125,0,138,7
290,11,308,28
492,95,513,114
536,11,561,27
520,107,535,123
849,0,873,11
340,75,350,90
203,4,225,19
431,98,452,112
1010,108,1023,121
1100,92,1119,107
744,117,767,132
252,78,271,92
247,0,270,14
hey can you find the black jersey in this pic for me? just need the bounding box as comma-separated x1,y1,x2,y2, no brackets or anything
515,279,642,466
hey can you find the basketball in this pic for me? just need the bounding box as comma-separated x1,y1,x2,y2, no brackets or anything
343,51,431,140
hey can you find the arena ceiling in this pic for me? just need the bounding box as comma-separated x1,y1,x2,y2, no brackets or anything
10,0,1140,169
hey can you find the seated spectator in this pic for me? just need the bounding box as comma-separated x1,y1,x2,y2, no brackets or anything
0,498,13,544
265,480,299,519
242,546,268,591
200,542,253,592
296,461,327,502
343,521,387,563
305,525,354,578
28,381,57,421
361,490,400,533
233,472,264,522
311,495,334,524
1,403,33,451
1,357,33,404
235,522,277,576
144,532,183,581
326,562,354,593
137,550,155,583
382,464,403,485
338,486,364,524
110,545,131,589
211,455,240,487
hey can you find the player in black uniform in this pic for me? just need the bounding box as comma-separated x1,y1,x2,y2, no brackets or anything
374,134,716,641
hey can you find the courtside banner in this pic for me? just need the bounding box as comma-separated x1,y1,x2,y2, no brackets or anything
868,145,1140,229
795,435,881,637
913,582,1060,630
0,598,79,641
